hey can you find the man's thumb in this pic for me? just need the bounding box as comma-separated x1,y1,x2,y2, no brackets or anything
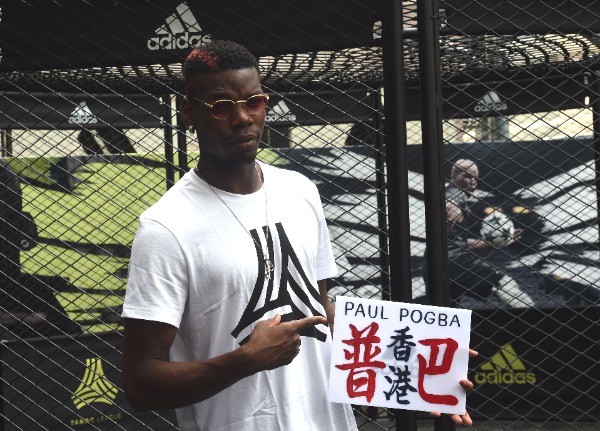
270,314,282,326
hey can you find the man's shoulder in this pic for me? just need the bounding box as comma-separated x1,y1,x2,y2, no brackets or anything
262,162,316,189
445,185,466,202
140,173,196,222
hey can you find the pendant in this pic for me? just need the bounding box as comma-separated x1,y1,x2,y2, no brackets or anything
264,258,274,280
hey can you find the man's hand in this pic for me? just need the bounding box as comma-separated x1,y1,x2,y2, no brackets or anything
429,349,478,426
243,314,327,372
504,227,523,247
470,227,524,250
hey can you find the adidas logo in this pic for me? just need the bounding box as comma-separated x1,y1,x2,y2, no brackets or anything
147,2,211,51
474,90,507,113
265,100,297,123
473,343,536,385
68,101,98,125
71,357,118,410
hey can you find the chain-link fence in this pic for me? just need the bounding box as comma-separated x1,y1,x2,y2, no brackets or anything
0,1,598,430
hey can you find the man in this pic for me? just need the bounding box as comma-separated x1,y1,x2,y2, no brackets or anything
446,158,492,250
122,40,474,430
444,159,533,307
447,159,479,205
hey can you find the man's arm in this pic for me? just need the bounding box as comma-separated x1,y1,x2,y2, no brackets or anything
122,314,326,411
467,227,523,250
318,279,335,334
466,237,490,250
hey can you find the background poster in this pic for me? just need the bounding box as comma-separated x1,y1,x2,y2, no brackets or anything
2,140,599,339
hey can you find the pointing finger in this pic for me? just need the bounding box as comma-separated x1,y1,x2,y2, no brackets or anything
289,315,327,331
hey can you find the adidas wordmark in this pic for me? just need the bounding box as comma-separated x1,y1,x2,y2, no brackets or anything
69,101,97,125
475,90,507,113
474,343,536,385
266,100,297,122
147,2,211,51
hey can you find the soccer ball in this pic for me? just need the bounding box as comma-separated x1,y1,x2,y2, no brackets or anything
480,211,514,247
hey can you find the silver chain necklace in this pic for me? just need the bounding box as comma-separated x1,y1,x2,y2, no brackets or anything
194,163,274,280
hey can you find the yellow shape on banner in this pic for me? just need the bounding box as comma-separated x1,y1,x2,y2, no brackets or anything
481,343,526,371
71,357,118,410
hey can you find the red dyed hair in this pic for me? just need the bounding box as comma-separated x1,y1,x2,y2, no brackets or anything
183,40,260,98
186,49,218,71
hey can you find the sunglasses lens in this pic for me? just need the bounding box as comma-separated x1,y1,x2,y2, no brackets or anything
211,101,235,119
245,95,268,114
206,95,268,119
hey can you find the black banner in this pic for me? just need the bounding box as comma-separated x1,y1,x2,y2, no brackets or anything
0,78,590,129
442,0,600,35
0,0,381,73
468,306,600,421
0,92,164,130
264,90,374,126
0,90,373,130
419,74,590,120
0,332,176,430
265,74,591,122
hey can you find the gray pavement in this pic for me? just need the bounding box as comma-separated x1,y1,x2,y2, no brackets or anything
355,415,599,431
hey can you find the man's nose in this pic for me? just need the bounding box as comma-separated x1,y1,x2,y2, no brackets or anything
230,104,254,124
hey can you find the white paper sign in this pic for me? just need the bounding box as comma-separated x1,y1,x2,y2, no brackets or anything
328,296,472,415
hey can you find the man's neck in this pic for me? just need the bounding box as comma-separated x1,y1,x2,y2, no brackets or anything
195,160,261,195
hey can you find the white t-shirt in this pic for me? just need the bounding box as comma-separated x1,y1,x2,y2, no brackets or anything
122,162,357,431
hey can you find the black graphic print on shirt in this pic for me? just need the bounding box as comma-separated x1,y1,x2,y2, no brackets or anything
231,222,327,345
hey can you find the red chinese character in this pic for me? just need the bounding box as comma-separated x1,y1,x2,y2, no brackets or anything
335,322,386,402
417,338,459,405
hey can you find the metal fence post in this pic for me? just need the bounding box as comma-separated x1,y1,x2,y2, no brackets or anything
382,1,417,430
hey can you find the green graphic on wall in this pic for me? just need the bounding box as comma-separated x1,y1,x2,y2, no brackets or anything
0,150,283,337
72,357,119,410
